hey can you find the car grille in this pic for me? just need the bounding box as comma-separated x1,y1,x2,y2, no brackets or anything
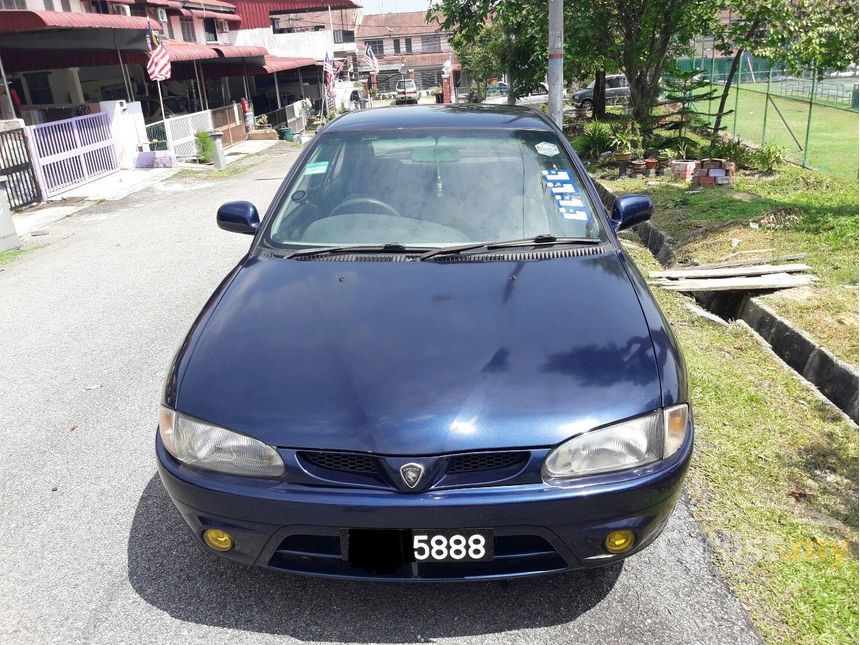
299,451,379,474
447,452,526,474
268,532,567,580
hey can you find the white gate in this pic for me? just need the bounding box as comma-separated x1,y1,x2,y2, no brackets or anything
26,113,119,199
164,110,214,159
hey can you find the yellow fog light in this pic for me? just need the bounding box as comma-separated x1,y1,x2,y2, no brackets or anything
203,528,234,552
605,530,636,554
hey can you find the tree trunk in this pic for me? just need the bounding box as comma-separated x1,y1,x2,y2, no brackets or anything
506,31,516,106
593,69,606,119
629,75,653,124
711,48,744,143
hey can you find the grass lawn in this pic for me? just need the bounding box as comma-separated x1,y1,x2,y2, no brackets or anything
697,85,858,179
625,240,858,644
597,165,858,367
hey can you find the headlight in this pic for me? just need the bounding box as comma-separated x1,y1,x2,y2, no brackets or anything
158,406,284,478
543,405,689,480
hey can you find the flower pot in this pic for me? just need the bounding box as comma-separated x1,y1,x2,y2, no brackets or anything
644,158,658,170
629,160,646,177
575,107,588,119
614,152,632,162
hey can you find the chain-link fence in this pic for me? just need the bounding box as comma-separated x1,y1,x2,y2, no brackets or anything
675,56,859,179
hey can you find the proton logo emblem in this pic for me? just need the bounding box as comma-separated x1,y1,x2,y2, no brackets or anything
399,462,424,488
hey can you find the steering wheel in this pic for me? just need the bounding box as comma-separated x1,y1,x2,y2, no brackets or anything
330,197,401,218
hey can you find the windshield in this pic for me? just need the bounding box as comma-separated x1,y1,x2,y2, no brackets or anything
266,129,605,248
396,80,416,91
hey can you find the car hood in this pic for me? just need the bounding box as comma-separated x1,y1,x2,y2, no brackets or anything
176,251,662,454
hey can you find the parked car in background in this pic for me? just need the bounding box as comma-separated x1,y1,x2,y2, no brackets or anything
394,79,419,105
572,74,630,109
157,105,693,581
482,83,566,106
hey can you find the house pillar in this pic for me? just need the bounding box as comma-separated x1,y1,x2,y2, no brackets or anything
407,69,415,80
369,73,377,91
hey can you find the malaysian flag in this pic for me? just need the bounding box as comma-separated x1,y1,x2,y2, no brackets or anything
146,24,171,82
363,42,379,74
323,51,337,102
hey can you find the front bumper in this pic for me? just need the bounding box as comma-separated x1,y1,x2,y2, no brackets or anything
156,430,692,581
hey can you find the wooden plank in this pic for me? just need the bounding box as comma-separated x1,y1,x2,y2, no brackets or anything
689,253,807,270
650,263,811,280
651,273,817,292
685,254,807,270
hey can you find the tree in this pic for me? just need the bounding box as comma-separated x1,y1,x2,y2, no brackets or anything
565,0,717,123
430,1,548,102
453,21,506,101
711,0,859,142
433,0,716,123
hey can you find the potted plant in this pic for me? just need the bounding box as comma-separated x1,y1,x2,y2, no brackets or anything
629,158,647,177
644,157,658,170
611,122,639,163
575,105,588,119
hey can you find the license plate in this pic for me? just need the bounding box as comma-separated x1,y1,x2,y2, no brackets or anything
412,529,494,562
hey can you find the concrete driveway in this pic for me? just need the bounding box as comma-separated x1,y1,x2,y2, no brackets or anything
0,147,760,644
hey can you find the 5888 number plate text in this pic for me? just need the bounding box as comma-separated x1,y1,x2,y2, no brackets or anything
412,529,494,562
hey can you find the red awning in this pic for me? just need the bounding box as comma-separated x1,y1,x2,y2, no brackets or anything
209,45,267,58
105,0,137,4
0,10,159,33
184,0,237,8
165,42,220,62
188,9,241,21
260,56,317,73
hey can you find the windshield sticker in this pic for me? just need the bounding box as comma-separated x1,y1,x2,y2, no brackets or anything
535,142,560,156
557,197,585,208
549,183,576,194
561,209,589,221
542,170,570,181
304,161,329,175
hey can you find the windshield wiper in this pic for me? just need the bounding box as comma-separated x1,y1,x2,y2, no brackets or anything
281,243,427,260
417,234,600,262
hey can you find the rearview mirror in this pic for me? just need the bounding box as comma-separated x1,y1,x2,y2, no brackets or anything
217,201,260,235
611,194,652,231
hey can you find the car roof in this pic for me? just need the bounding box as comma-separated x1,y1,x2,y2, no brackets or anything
322,105,555,133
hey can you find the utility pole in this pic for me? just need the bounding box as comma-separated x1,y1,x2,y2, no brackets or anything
548,0,564,126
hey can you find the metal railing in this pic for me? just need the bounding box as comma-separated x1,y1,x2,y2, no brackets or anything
259,100,308,135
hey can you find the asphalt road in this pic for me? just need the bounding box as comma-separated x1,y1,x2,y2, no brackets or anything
0,147,760,644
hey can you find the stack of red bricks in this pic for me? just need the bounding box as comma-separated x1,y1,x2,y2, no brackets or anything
692,158,736,187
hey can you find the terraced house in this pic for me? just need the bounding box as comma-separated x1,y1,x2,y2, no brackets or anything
356,10,459,93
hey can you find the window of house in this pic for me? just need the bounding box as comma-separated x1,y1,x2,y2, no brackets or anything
333,30,355,44
203,17,217,42
165,18,175,40
24,73,53,105
180,18,196,42
0,0,26,8
365,40,383,57
43,0,55,10
404,38,412,53
421,34,441,53
393,38,400,54
61,0,70,9
85,0,110,13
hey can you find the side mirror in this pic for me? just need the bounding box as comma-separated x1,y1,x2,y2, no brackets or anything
611,194,653,231
217,201,260,235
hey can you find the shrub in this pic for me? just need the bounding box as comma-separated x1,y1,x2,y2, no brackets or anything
578,121,613,159
752,143,786,172
195,131,215,164
710,137,753,168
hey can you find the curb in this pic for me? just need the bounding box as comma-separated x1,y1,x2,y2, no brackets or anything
595,179,859,423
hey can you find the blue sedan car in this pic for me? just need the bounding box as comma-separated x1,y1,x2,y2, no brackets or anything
157,105,693,580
